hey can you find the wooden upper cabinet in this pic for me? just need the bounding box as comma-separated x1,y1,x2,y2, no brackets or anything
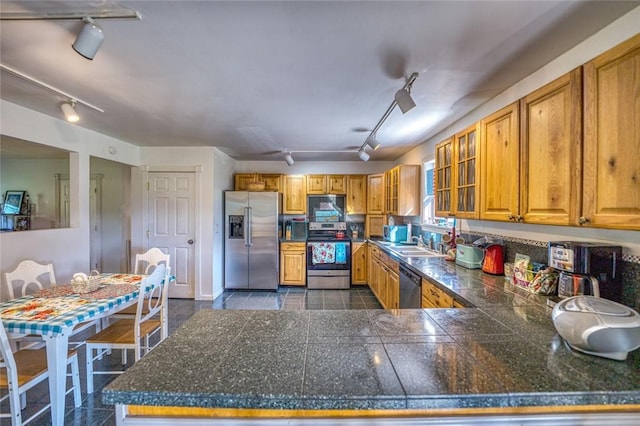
327,175,347,194
454,124,480,219
283,175,306,214
234,173,258,191
306,175,326,194
583,33,640,230
520,68,582,226
385,165,421,216
261,174,283,192
480,102,520,222
367,173,385,214
434,137,454,217
234,173,282,192
346,175,367,214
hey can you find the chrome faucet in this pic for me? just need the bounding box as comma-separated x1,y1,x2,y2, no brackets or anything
411,235,427,248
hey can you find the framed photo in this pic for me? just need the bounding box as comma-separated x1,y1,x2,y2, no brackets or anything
2,191,25,215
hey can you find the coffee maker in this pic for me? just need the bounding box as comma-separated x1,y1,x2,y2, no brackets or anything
548,241,623,302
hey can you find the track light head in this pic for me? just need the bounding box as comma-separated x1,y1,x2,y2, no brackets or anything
358,148,370,162
61,101,79,122
365,135,380,150
284,152,294,166
72,16,104,60
394,88,416,114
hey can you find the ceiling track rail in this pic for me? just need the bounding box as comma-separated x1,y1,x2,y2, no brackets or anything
0,63,104,113
0,10,141,21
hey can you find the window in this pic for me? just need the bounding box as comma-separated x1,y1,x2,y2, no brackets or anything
422,160,454,228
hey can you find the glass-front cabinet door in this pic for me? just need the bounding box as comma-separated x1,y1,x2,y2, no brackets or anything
434,137,453,217
454,123,480,219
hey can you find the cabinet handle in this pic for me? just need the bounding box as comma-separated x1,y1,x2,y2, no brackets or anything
516,215,524,222
578,216,590,225
507,214,515,221
448,213,456,217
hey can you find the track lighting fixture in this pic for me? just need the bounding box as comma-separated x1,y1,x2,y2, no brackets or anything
394,88,416,114
357,72,419,160
73,16,104,60
284,152,294,166
365,135,380,150
61,101,79,122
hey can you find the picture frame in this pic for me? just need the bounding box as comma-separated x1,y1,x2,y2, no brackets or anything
2,191,25,215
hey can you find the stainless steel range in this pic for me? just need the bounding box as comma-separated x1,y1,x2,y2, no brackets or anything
306,195,351,290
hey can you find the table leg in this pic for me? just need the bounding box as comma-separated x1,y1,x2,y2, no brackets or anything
45,333,70,426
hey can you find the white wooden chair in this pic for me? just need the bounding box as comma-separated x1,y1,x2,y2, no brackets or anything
112,248,171,337
4,260,56,300
4,260,99,349
134,247,170,274
0,320,81,426
85,264,168,394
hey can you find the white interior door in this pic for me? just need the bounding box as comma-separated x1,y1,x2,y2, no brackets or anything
147,172,196,298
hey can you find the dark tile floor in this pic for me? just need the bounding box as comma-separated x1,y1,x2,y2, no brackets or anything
1,286,381,425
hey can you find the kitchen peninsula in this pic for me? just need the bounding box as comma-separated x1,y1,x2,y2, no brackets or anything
103,244,640,424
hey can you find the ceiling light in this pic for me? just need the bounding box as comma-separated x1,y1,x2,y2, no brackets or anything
365,135,380,150
284,152,294,166
394,88,416,114
358,148,370,162
72,16,104,60
61,101,79,122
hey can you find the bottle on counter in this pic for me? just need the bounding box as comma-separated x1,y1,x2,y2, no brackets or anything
285,221,292,240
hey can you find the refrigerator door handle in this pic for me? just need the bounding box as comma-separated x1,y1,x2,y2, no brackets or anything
246,206,253,246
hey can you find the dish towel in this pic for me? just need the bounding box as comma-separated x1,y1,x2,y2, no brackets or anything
312,243,336,264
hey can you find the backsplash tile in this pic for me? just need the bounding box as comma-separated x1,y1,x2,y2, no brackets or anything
419,226,639,311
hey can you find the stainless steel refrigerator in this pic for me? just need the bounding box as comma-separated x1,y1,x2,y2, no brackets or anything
224,191,279,290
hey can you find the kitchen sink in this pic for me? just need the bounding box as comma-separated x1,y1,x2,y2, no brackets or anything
388,246,445,258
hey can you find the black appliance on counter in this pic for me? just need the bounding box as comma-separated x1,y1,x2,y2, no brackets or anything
548,241,623,302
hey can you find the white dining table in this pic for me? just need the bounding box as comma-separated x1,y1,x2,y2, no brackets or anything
0,273,147,426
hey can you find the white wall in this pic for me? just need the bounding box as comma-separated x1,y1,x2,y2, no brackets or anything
0,101,140,301
398,7,640,256
213,150,237,299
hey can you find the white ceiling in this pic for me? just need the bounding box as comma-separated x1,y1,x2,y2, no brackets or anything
1,1,638,162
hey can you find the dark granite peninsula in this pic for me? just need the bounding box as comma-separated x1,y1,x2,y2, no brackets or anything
103,245,640,424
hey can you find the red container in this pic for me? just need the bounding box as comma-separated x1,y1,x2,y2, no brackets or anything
482,244,504,275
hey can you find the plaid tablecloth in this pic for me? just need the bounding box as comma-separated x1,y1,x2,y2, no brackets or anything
0,274,144,337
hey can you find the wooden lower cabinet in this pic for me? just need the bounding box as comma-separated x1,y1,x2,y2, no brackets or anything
421,279,454,308
351,242,368,285
367,245,399,309
279,242,306,286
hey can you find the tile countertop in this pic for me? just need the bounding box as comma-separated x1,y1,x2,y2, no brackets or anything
102,241,640,414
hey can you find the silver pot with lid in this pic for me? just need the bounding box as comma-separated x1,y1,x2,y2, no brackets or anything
552,296,640,361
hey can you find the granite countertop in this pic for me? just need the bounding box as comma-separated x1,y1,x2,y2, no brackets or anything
103,241,640,412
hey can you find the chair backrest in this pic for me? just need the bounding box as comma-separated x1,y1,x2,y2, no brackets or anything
134,248,170,274
4,260,56,300
135,263,167,327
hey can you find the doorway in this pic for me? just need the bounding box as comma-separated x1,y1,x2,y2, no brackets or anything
146,172,196,298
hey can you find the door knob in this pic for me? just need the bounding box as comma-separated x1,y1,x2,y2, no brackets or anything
187,239,194,245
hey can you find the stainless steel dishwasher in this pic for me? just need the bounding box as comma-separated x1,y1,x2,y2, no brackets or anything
399,264,421,308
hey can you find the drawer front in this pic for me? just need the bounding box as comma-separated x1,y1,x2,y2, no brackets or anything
281,242,306,250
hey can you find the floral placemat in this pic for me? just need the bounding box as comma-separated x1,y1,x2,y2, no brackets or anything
101,274,144,285
0,298,90,321
79,284,138,300
32,284,75,298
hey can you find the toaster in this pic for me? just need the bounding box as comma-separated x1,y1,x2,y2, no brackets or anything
455,244,484,269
